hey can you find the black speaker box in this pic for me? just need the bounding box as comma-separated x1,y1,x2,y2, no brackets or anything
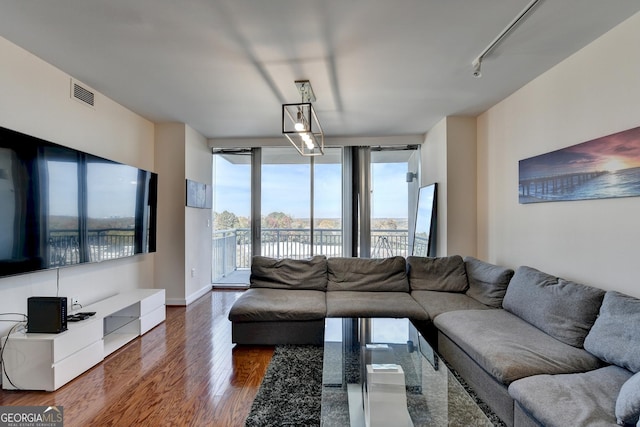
27,296,67,333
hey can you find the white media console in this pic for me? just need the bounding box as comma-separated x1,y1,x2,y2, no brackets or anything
1,288,165,391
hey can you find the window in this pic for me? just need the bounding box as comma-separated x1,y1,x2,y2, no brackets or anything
211,147,342,286
211,144,419,285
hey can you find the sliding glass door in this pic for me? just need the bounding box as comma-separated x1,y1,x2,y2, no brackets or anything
348,145,420,258
370,148,419,258
211,151,252,285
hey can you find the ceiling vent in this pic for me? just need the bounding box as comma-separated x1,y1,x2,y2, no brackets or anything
70,79,95,108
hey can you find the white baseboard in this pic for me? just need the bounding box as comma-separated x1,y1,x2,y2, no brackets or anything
166,285,212,306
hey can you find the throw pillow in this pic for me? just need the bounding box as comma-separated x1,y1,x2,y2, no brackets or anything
406,255,468,292
327,256,409,292
250,255,328,290
616,371,640,426
463,256,514,308
584,291,640,373
503,266,605,348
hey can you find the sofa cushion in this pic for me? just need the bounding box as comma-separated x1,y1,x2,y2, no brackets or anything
509,366,631,427
407,255,468,292
616,371,640,426
228,288,326,322
411,290,492,320
250,255,328,290
584,291,640,373
327,256,409,292
326,291,428,320
434,309,602,385
463,256,514,308
503,266,605,348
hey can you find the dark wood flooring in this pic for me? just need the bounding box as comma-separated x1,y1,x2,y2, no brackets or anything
0,290,274,427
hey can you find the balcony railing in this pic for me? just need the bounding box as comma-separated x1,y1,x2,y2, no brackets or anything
212,228,409,282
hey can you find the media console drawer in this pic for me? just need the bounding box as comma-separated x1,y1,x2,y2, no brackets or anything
52,319,103,362
52,340,104,391
141,304,166,335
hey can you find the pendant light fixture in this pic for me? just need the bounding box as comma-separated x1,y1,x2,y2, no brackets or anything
282,80,324,156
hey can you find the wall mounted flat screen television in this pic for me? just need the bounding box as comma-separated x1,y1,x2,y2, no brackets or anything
0,126,157,278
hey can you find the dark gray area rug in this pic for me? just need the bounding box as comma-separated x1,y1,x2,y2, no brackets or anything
245,345,323,427
245,345,506,427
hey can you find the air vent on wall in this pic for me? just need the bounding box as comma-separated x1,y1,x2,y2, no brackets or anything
70,79,95,107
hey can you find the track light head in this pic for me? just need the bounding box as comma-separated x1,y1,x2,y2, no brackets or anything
472,58,482,78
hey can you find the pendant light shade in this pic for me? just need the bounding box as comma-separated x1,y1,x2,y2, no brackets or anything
282,102,324,156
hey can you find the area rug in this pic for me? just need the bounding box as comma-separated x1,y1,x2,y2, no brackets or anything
245,345,323,427
244,345,506,427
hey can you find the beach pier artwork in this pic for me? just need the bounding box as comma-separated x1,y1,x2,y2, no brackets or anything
519,126,640,204
519,171,608,199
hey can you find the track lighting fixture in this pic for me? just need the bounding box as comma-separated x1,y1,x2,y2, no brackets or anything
471,0,543,78
472,58,482,78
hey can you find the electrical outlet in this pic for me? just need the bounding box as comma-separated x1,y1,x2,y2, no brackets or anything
72,297,80,308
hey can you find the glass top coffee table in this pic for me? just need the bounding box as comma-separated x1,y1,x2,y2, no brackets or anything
320,318,493,427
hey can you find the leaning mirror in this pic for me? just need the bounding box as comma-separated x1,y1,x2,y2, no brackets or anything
411,183,437,257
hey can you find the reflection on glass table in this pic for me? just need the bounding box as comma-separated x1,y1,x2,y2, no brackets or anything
321,318,491,427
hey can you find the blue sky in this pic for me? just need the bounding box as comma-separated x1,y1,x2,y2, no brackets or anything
213,157,409,218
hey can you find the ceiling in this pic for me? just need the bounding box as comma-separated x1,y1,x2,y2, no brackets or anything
0,1,639,140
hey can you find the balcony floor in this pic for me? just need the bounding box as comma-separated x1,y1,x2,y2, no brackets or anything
213,269,250,287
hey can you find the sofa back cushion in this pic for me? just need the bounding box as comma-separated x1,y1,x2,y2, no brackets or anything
584,291,640,373
250,255,328,291
327,256,409,292
464,256,514,308
407,255,468,292
503,266,605,348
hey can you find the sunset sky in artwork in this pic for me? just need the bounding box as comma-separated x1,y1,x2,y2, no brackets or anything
519,126,640,179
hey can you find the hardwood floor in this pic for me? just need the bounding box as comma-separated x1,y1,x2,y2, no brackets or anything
0,290,274,427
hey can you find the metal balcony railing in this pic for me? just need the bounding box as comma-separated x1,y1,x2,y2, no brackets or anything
212,228,409,282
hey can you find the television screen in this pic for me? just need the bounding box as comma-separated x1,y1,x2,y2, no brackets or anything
0,126,157,278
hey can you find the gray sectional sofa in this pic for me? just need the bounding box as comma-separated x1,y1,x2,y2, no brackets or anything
228,254,640,427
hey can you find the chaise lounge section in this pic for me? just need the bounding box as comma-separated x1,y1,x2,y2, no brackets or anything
227,255,328,345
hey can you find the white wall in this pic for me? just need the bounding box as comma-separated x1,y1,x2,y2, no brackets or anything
477,11,640,297
0,36,156,336
155,123,212,305
185,125,212,304
422,117,477,257
446,117,477,257
422,119,448,255
154,123,187,304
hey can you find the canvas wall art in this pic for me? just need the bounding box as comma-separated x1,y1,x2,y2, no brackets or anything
519,126,640,204
186,179,212,209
